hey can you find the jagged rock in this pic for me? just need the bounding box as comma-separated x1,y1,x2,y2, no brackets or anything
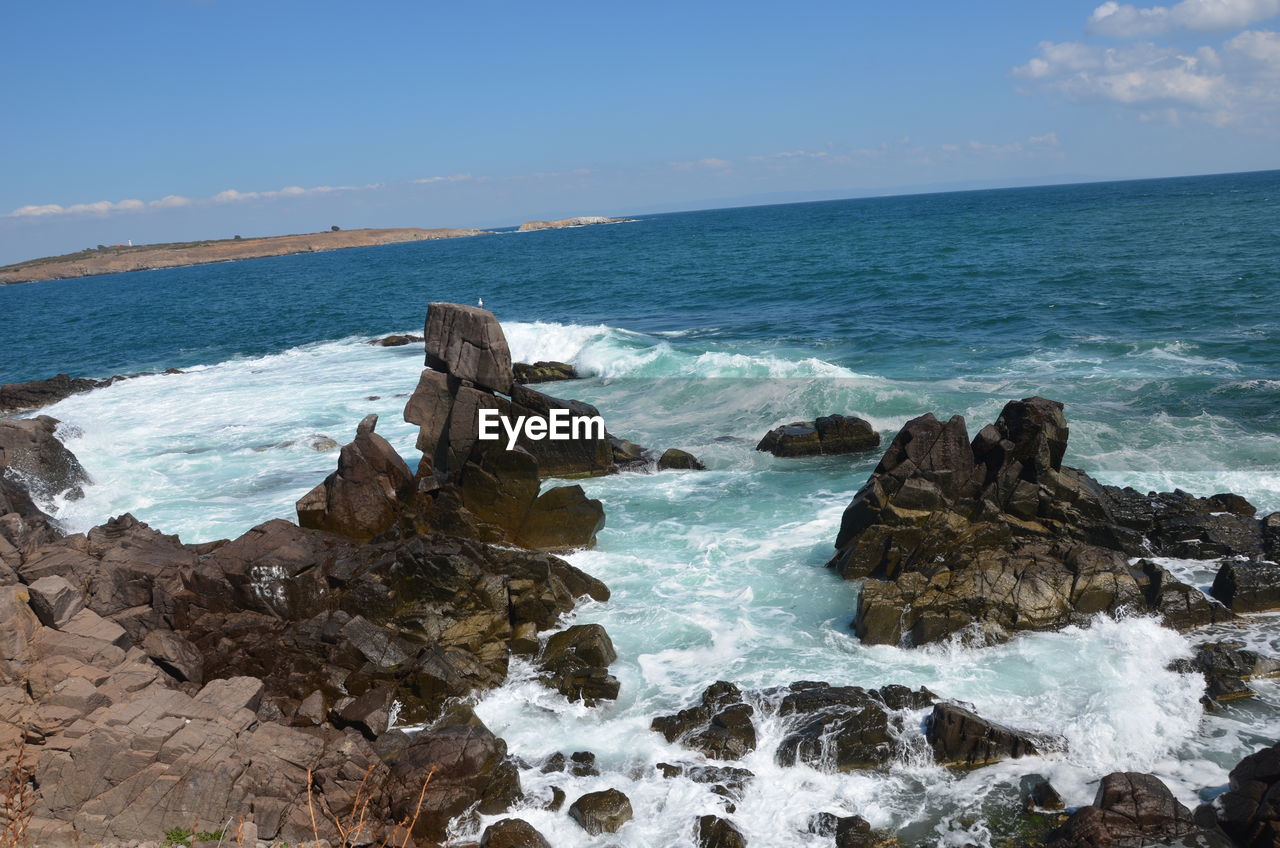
424,302,514,394
0,415,89,501
831,397,1256,646
1218,741,1280,847
141,629,203,684
541,750,600,776
569,788,633,835
1211,560,1280,613
657,763,754,799
926,702,1059,767
774,681,935,771
481,817,552,848
696,814,747,848
758,415,881,457
0,374,103,413
383,722,522,843
296,414,413,541
658,448,706,470
1174,641,1280,703
513,361,578,384
26,574,84,628
508,384,612,478
1046,772,1216,847
537,624,619,703
370,333,423,347
1264,512,1280,562
652,682,757,761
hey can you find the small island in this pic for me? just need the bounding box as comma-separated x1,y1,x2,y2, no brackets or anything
0,226,488,285
517,215,631,231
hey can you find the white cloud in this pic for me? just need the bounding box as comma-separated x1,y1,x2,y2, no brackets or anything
8,182,374,219
411,173,474,185
668,157,733,171
1089,0,1280,37
746,150,831,162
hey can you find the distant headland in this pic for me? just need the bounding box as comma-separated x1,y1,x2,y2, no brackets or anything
0,227,486,285
0,215,638,285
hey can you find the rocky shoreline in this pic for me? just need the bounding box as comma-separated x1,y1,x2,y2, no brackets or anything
4,307,1280,847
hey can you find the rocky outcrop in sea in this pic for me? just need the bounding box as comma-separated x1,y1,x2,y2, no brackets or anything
829,396,1275,646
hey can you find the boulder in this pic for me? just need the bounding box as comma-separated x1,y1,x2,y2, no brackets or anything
424,302,514,394
26,574,85,628
695,814,747,848
658,448,706,471
834,816,879,848
296,414,413,541
480,818,552,848
537,624,620,703
1211,560,1280,613
1218,741,1280,847
652,682,757,761
757,415,881,457
926,702,1058,767
141,629,204,684
0,415,89,501
513,361,578,384
568,788,633,835
384,723,522,843
831,397,1259,647
1045,772,1213,847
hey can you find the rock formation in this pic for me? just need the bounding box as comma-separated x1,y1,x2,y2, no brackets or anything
757,415,881,457
1217,741,1280,847
0,317,622,846
830,397,1262,646
0,415,89,501
1045,772,1224,847
653,680,1043,772
517,216,630,232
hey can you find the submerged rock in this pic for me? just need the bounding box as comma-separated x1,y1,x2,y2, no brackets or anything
1172,640,1280,704
758,415,881,457
658,447,707,470
513,360,578,384
926,702,1060,767
774,681,935,771
370,333,423,347
830,397,1249,647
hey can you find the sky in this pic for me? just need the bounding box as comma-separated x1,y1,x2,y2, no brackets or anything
2,0,1278,264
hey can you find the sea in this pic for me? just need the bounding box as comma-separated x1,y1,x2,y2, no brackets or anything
3,170,1279,846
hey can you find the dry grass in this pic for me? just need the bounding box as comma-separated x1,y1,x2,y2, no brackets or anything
0,742,35,848
306,765,436,848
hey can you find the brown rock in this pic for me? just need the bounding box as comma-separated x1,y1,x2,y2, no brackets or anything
26,574,85,628
513,361,578,384
568,787,633,834
758,415,881,458
424,302,514,394
926,702,1058,767
481,818,552,848
296,414,413,541
0,415,89,501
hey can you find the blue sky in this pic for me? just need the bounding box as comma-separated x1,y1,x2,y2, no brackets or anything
2,0,1277,264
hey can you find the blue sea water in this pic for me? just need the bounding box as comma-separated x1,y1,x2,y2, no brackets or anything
4,170,1280,846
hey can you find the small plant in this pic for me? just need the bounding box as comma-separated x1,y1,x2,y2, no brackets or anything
162,827,193,847
306,764,436,848
233,235,242,240
1,741,35,848
330,225,340,232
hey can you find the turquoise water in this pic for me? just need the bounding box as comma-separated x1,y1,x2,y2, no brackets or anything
6,170,1280,846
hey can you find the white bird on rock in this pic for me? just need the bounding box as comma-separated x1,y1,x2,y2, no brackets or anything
478,297,484,307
